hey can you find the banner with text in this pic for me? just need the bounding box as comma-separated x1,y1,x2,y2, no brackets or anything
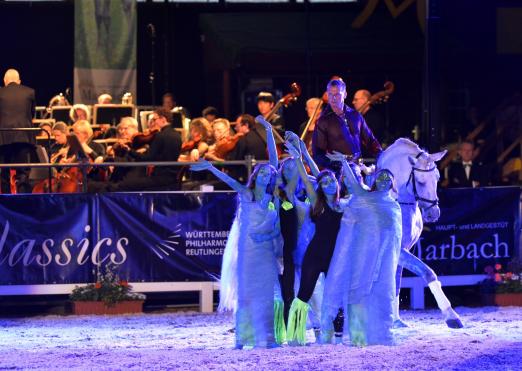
0,188,519,285
74,1,137,104
410,187,521,276
0,193,236,285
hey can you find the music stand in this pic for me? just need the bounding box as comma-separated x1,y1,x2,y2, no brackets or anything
93,104,136,127
139,110,153,132
51,106,73,124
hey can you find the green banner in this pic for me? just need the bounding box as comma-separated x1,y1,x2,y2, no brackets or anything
74,0,137,103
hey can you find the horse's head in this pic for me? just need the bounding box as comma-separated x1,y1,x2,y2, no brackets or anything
377,138,446,223
406,150,446,222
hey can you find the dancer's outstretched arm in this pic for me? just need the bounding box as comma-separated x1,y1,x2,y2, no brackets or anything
256,115,278,169
190,159,247,195
327,152,366,196
286,142,317,205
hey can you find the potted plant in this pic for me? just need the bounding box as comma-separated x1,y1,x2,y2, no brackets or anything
480,259,522,306
70,264,146,315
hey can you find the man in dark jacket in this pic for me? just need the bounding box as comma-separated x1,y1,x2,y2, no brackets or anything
0,69,36,193
111,108,182,191
312,78,382,173
447,140,490,188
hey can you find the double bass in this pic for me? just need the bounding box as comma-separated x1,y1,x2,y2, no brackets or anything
356,81,395,114
265,82,302,145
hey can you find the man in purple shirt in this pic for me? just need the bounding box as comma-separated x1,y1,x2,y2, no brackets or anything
312,78,382,173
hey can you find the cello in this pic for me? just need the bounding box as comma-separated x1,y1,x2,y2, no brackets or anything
32,135,91,193
356,81,395,114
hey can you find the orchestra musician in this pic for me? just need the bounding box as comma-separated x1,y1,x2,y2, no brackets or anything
97,93,112,104
352,89,389,146
87,117,146,193
257,92,285,135
49,121,69,163
205,118,241,162
178,117,212,162
69,104,90,123
299,97,323,154
108,108,182,191
226,113,269,182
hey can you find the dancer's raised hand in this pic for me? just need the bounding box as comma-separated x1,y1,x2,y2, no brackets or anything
284,141,300,158
284,131,301,152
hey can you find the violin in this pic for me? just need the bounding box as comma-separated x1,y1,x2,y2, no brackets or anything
130,128,159,148
110,128,159,157
213,132,245,159
181,132,203,152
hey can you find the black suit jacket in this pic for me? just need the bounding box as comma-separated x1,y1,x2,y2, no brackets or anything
130,124,181,177
0,82,36,146
447,161,490,188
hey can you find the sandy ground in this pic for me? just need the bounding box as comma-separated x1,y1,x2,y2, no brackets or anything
0,306,520,370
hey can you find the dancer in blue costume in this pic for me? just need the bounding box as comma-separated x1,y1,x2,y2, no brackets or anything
322,152,402,346
284,143,347,345
191,160,282,349
257,118,321,328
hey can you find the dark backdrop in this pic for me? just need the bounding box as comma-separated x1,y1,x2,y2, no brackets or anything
0,1,520,146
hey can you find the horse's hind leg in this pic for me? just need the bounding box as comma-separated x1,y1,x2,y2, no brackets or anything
399,249,464,328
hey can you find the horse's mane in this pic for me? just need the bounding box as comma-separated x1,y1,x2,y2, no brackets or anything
378,138,422,168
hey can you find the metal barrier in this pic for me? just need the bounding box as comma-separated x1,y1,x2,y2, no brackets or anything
0,156,259,193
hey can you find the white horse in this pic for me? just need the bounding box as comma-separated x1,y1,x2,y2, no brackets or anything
377,138,463,328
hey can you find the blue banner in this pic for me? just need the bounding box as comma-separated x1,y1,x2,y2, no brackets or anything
0,192,236,285
410,187,521,275
0,188,519,285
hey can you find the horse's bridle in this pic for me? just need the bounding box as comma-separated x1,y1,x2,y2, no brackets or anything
399,152,439,210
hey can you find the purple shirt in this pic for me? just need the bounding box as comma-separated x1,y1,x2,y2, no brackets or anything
312,104,382,170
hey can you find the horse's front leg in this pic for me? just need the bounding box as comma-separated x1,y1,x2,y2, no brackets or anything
399,249,464,329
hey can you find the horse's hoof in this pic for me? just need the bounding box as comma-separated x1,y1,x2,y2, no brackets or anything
393,319,409,328
446,318,464,329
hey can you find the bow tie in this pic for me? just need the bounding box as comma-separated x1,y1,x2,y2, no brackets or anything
463,162,472,167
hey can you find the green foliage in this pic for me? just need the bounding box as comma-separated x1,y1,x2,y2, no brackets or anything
70,264,146,306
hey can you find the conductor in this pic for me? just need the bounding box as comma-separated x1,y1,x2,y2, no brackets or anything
0,69,36,193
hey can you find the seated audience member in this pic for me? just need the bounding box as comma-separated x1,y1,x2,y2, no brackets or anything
447,140,490,188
